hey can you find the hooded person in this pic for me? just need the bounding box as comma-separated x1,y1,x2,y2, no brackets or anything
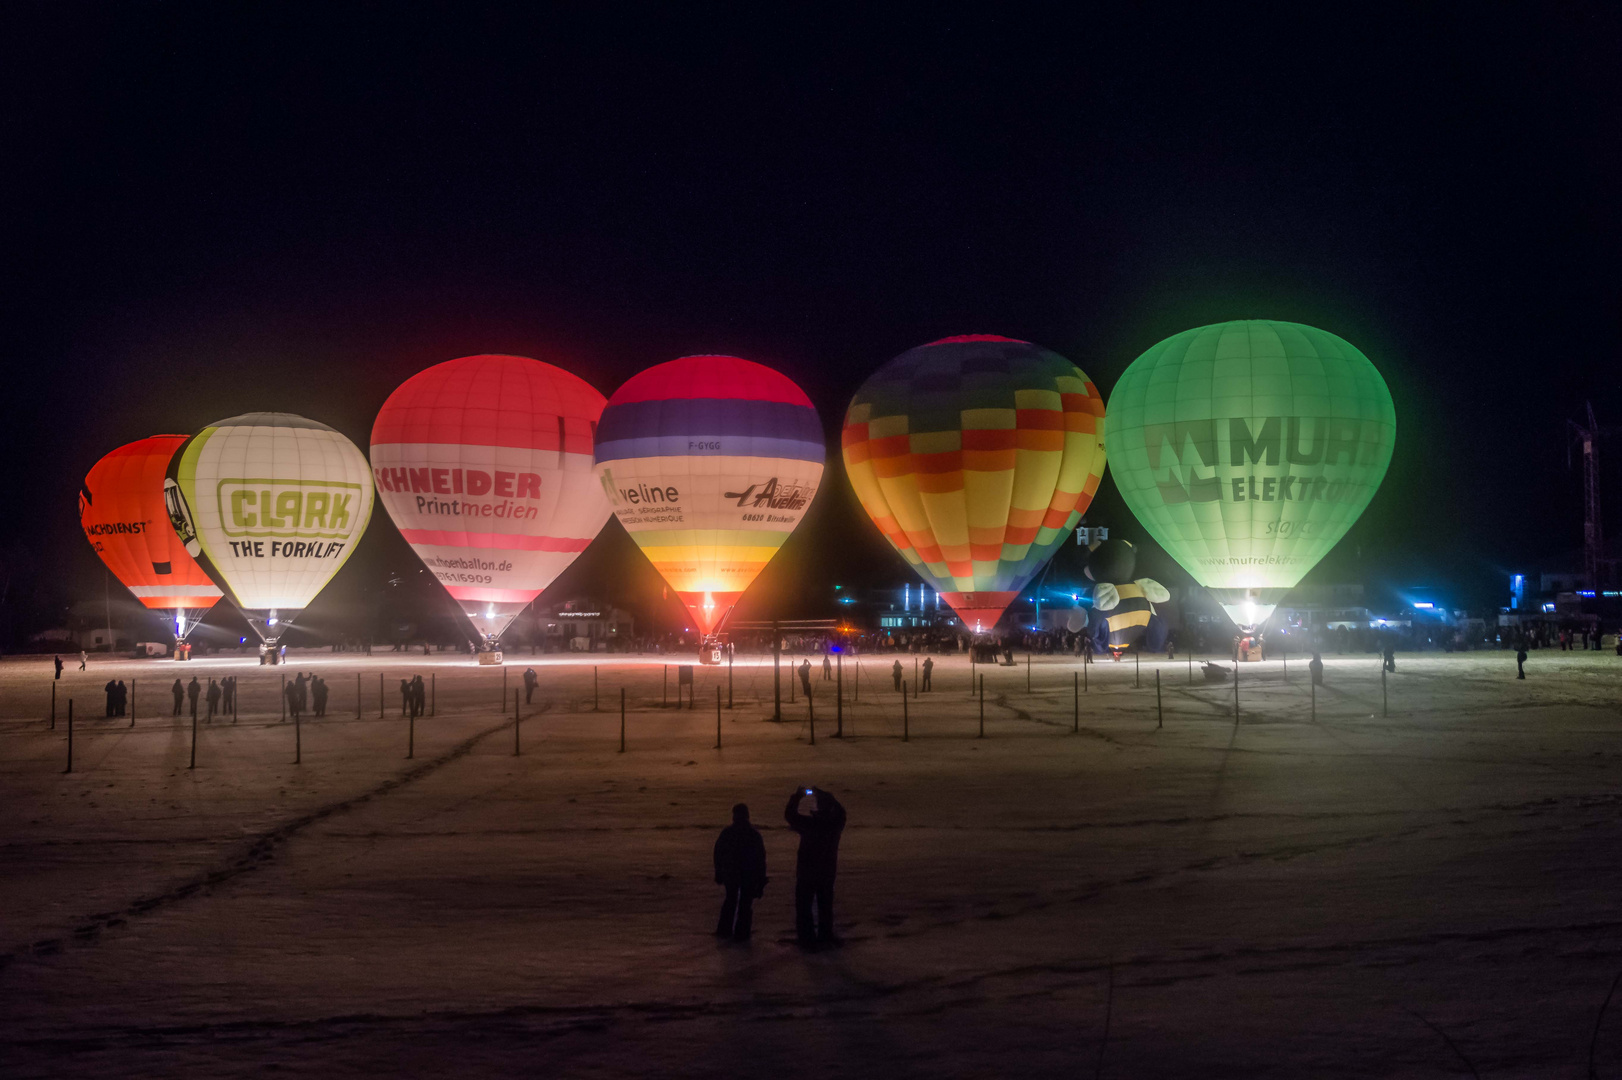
712,803,768,940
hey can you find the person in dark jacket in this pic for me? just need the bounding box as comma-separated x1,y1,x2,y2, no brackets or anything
104,679,117,717
891,660,903,691
206,678,220,720
798,659,813,699
523,667,538,704
713,803,767,940
313,676,329,717
921,656,933,692
412,675,425,716
785,786,847,945
54,655,63,680
186,677,201,719
1309,652,1324,686
172,678,184,716
1516,642,1528,679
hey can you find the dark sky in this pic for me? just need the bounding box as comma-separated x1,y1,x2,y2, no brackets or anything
4,4,1619,635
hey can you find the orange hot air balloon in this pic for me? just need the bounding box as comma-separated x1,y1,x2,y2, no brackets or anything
80,436,222,640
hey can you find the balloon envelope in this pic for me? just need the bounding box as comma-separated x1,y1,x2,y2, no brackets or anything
370,354,613,642
80,435,222,638
594,356,824,635
842,336,1107,633
164,413,375,643
1103,320,1396,628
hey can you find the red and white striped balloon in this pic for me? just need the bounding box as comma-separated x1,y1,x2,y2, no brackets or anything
370,354,613,644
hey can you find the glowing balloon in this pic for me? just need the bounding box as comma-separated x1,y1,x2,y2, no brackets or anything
1103,320,1396,629
80,435,222,640
594,355,824,636
164,413,375,643
842,335,1107,634
370,354,613,645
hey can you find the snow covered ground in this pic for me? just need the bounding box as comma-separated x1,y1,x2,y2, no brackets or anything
3,646,1622,1077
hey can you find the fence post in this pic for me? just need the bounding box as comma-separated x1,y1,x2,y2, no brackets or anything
1073,671,1079,733
1083,655,1088,693
514,689,521,756
1233,654,1240,722
715,685,722,749
1156,668,1163,728
407,699,414,760
431,672,436,716
379,672,384,719
594,666,599,712
1311,671,1316,722
619,687,626,753
808,686,815,746
51,681,56,729
188,697,197,769
727,647,733,709
916,656,920,697
836,653,843,737
978,674,985,738
281,673,286,723
295,704,301,764
1382,660,1388,717
130,678,135,726
663,664,668,709
65,698,74,773
503,666,508,711
903,682,909,742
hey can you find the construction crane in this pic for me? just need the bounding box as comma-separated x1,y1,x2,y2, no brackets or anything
1568,402,1611,590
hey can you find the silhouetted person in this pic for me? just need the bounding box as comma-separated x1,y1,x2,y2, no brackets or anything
313,677,328,717
822,655,832,681
104,679,117,717
116,680,127,717
283,678,299,720
1309,652,1324,686
1383,644,1396,673
79,650,87,671
1516,643,1528,679
293,673,308,716
523,667,538,704
222,676,235,715
412,675,425,716
400,678,412,716
172,678,184,715
798,659,813,699
922,656,933,691
54,655,63,680
206,679,220,720
891,660,903,691
713,803,767,941
785,786,846,945
187,677,200,720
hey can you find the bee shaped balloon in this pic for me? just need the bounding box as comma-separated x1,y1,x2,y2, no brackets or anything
1085,539,1168,656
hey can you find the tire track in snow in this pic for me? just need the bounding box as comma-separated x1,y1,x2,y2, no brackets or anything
0,710,533,974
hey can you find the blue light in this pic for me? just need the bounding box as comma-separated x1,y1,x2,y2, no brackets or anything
1412,602,1434,609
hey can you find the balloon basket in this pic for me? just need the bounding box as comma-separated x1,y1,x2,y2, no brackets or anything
478,651,504,666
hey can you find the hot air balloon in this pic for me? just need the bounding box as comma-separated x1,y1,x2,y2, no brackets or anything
1103,320,1396,630
163,413,375,648
594,356,824,646
842,336,1107,635
370,354,613,651
80,435,222,645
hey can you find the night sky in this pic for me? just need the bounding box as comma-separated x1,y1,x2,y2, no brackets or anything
5,5,1618,639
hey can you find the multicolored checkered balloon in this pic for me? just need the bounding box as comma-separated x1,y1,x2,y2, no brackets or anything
842,336,1106,633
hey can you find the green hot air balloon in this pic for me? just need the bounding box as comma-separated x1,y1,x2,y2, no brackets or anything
1104,320,1395,630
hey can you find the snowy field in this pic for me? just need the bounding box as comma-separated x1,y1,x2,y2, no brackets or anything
4,646,1622,1077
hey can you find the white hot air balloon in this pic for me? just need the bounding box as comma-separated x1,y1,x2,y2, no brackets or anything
164,413,375,645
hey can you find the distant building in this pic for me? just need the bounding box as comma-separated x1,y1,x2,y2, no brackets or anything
531,598,633,651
